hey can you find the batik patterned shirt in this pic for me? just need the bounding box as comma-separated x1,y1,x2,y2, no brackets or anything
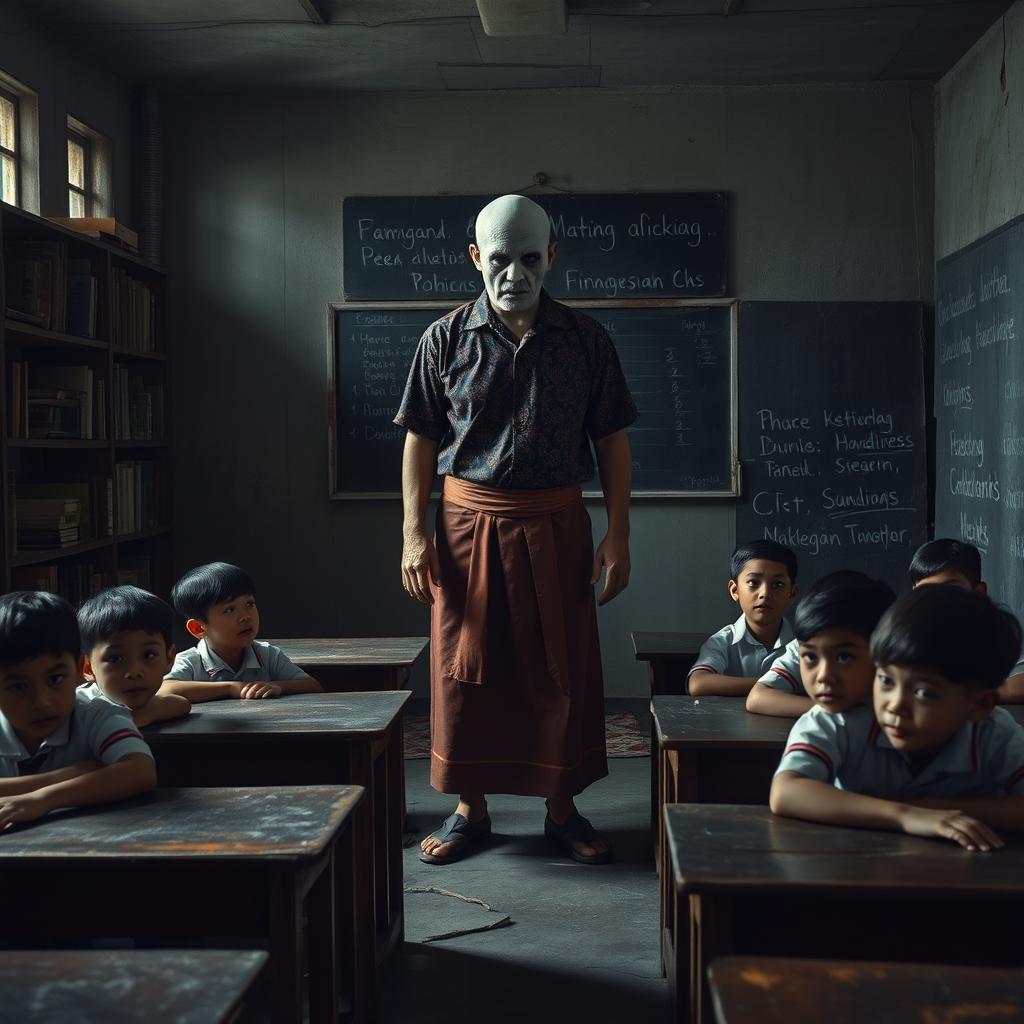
394,290,637,489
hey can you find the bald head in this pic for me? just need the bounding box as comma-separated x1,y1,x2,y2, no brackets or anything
470,194,556,316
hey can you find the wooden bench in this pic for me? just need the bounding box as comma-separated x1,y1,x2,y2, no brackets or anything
0,950,268,1023
145,690,410,1015
265,636,428,692
708,957,1024,1024
0,786,363,1024
665,804,1024,1024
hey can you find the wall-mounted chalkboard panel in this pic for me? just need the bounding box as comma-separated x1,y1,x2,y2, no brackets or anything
342,193,727,301
935,214,1024,623
328,301,737,498
736,302,927,594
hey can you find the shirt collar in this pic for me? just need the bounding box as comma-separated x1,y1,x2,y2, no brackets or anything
733,614,793,650
197,638,262,678
869,714,979,775
462,289,572,334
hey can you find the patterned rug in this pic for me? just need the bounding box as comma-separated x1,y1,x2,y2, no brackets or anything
403,712,649,759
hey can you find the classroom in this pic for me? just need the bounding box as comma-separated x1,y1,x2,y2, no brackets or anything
0,1,1022,1022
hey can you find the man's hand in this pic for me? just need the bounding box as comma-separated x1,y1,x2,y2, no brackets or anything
899,805,1004,851
402,529,441,606
591,531,630,606
0,791,51,831
238,682,282,700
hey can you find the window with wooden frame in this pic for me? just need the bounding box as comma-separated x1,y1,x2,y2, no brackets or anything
66,114,111,218
0,86,19,207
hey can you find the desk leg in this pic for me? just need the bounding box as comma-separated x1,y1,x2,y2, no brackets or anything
308,853,338,1024
335,824,367,1024
269,868,304,1024
659,749,680,976
385,718,406,948
689,893,733,1024
348,743,378,1008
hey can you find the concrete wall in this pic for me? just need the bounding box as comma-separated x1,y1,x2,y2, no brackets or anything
164,83,934,696
936,2,1024,259
0,8,135,219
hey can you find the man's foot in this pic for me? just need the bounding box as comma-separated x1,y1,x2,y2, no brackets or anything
545,798,613,863
420,799,489,862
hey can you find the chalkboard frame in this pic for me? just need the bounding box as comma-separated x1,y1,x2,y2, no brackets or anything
326,298,739,500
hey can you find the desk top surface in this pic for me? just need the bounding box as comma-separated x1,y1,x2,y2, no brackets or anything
144,690,411,742
653,695,792,748
708,957,1024,1024
631,631,707,660
264,636,428,666
666,804,1024,895
0,786,362,862
0,950,267,1022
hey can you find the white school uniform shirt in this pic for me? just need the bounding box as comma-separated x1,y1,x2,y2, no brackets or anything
0,688,152,778
688,614,794,682
776,703,1024,799
755,638,804,695
165,638,309,683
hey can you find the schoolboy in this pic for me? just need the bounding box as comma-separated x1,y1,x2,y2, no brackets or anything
78,585,191,727
162,562,322,702
0,591,156,831
909,538,1024,702
770,586,1024,852
688,540,799,697
746,571,895,718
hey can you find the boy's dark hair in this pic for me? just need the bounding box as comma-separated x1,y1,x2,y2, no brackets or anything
794,571,896,643
909,538,982,586
78,585,174,651
0,591,81,666
871,585,1021,690
171,562,256,621
730,539,798,582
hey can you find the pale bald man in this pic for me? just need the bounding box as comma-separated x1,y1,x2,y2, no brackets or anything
395,195,636,865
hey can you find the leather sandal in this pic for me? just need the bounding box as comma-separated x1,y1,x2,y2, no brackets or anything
544,812,614,865
418,812,492,865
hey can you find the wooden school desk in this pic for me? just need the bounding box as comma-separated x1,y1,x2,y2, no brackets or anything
0,786,363,1024
265,636,428,692
708,957,1024,1024
0,950,268,1024
665,804,1024,1024
145,690,410,1007
631,630,706,841
653,696,791,944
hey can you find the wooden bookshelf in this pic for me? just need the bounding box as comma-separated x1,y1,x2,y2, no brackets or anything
0,203,172,603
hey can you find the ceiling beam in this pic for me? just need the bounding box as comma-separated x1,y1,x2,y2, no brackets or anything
298,0,327,24
723,0,744,13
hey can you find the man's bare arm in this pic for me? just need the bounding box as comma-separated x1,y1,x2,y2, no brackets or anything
401,431,440,605
592,429,632,606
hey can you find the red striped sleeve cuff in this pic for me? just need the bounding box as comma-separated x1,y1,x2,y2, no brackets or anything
98,728,144,757
784,742,835,780
688,664,718,676
772,665,801,694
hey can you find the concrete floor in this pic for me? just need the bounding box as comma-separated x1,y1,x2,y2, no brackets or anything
378,743,671,1024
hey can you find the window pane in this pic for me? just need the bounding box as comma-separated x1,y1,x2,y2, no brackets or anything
2,154,15,205
68,137,85,189
69,188,84,217
0,96,14,152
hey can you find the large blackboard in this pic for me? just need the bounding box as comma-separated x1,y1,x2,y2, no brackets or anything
329,302,736,498
935,214,1024,622
735,302,927,593
342,193,727,301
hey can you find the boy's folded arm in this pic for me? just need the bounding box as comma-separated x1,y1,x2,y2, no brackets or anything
903,794,1024,832
0,761,101,797
275,675,322,695
688,670,756,697
160,679,241,702
998,673,1024,703
770,771,907,830
134,692,191,726
746,683,813,717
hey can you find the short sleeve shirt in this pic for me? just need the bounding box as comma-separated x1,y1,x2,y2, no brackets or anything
394,290,637,489
776,704,1024,799
688,615,794,681
0,689,152,777
756,639,804,694
165,639,309,683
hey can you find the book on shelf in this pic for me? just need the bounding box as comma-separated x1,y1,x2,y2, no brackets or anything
113,364,163,441
118,554,154,589
17,481,103,543
20,365,94,439
47,217,139,253
11,562,106,603
116,461,159,536
5,240,68,333
67,258,98,339
111,269,158,353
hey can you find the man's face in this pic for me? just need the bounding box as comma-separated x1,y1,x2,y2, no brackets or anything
470,197,556,315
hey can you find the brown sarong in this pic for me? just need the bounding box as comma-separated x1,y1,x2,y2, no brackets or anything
429,476,608,798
